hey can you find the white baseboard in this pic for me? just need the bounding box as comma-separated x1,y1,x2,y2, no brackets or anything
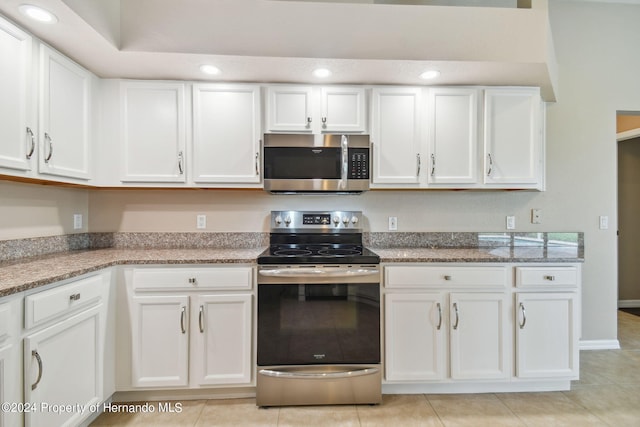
618,300,640,308
580,339,621,350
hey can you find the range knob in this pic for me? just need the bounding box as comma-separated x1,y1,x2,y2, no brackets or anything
284,216,292,226
342,217,349,225
333,216,340,226
351,216,359,224
274,215,283,226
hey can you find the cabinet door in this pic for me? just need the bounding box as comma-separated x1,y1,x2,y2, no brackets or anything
24,306,102,427
427,88,478,185
385,293,445,381
449,293,509,380
0,17,34,173
0,344,21,427
371,87,423,185
266,85,313,132
38,45,92,180
121,82,186,182
191,294,252,386
320,87,366,133
192,84,261,184
131,295,189,387
483,88,542,187
515,292,578,379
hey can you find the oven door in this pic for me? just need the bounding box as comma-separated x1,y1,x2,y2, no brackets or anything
257,281,380,366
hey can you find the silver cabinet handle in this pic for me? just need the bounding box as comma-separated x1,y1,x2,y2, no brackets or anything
306,117,312,127
177,151,184,175
519,302,527,329
199,305,205,333
321,116,327,128
436,302,442,330
180,306,186,334
416,153,421,176
544,275,556,281
452,302,459,330
255,151,260,176
26,127,35,159
430,153,436,176
487,153,493,176
44,132,53,163
444,275,452,281
32,350,43,390
188,277,197,284
69,293,81,301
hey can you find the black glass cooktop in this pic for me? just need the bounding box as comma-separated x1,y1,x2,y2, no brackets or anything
258,235,380,265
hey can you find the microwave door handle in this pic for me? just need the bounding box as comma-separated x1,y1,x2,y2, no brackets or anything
341,135,348,190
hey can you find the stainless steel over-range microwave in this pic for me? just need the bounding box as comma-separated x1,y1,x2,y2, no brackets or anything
263,133,370,194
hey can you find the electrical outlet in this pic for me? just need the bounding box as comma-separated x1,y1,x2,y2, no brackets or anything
506,215,516,230
531,209,542,224
599,215,608,230
388,216,398,231
73,214,82,230
196,214,207,229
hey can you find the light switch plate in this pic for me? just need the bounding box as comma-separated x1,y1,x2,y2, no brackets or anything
599,215,608,230
388,216,398,231
197,214,207,229
506,215,516,230
73,214,82,230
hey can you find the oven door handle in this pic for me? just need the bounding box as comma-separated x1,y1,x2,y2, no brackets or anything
259,268,379,278
259,367,379,379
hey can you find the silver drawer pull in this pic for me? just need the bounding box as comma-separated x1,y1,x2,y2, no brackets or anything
188,278,197,284
69,293,81,301
544,275,556,281
32,350,43,390
444,275,452,281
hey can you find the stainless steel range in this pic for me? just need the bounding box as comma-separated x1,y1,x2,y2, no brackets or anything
256,210,381,407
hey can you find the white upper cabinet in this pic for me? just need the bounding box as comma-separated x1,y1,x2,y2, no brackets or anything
483,87,543,188
427,88,479,186
320,86,366,133
266,85,314,132
371,87,422,185
0,16,34,174
266,85,366,133
120,81,186,183
38,45,92,180
192,84,261,184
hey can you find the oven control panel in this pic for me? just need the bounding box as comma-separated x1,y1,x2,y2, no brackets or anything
271,210,362,231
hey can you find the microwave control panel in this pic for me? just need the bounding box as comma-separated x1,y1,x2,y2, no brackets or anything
348,148,369,180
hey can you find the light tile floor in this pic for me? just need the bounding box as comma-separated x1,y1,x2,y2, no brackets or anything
92,311,640,426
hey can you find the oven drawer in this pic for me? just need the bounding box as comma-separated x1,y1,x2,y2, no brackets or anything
385,265,507,289
515,266,578,288
132,266,253,291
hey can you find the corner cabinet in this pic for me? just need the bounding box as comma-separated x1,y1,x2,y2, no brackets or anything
120,81,186,183
0,295,22,427
38,45,92,181
383,263,580,393
0,16,35,175
124,266,254,390
192,84,261,184
483,87,544,189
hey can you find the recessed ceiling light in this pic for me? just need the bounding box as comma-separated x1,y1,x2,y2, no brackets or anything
200,65,221,75
19,4,58,24
313,68,332,78
420,70,441,80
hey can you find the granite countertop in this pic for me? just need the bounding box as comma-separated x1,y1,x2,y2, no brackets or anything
0,248,266,298
0,231,584,298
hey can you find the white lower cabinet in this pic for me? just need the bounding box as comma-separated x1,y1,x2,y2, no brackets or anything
127,266,254,389
22,271,111,427
383,263,580,391
0,296,22,427
384,290,508,382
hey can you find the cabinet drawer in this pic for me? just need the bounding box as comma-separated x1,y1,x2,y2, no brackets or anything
515,267,578,288
133,267,253,291
25,274,103,329
385,266,506,289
